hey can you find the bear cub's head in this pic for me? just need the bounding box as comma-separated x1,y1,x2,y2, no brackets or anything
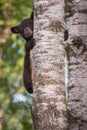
11,13,33,40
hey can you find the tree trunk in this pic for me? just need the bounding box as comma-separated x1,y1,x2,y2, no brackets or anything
65,0,87,129
31,0,68,130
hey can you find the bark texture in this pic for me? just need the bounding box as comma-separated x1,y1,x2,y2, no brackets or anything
31,0,68,130
65,0,87,129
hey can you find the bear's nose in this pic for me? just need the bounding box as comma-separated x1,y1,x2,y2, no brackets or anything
24,28,33,38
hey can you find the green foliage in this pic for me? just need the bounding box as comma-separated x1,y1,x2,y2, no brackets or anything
0,0,33,130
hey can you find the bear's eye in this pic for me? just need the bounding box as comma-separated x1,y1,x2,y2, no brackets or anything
27,23,30,26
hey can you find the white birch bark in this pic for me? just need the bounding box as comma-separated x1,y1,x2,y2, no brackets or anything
31,0,68,130
65,0,87,129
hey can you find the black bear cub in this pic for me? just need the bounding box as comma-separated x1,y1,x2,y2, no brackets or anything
11,13,34,93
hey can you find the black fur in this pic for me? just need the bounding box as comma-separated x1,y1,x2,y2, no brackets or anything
11,13,34,93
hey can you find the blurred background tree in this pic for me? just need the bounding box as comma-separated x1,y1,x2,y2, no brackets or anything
0,0,33,130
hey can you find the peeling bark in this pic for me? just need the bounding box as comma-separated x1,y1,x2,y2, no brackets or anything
65,0,87,129
31,0,68,130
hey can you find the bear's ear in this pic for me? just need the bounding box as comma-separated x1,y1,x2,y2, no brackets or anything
11,26,19,34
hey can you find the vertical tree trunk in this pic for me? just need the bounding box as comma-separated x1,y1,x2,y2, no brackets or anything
65,0,87,129
31,0,68,130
